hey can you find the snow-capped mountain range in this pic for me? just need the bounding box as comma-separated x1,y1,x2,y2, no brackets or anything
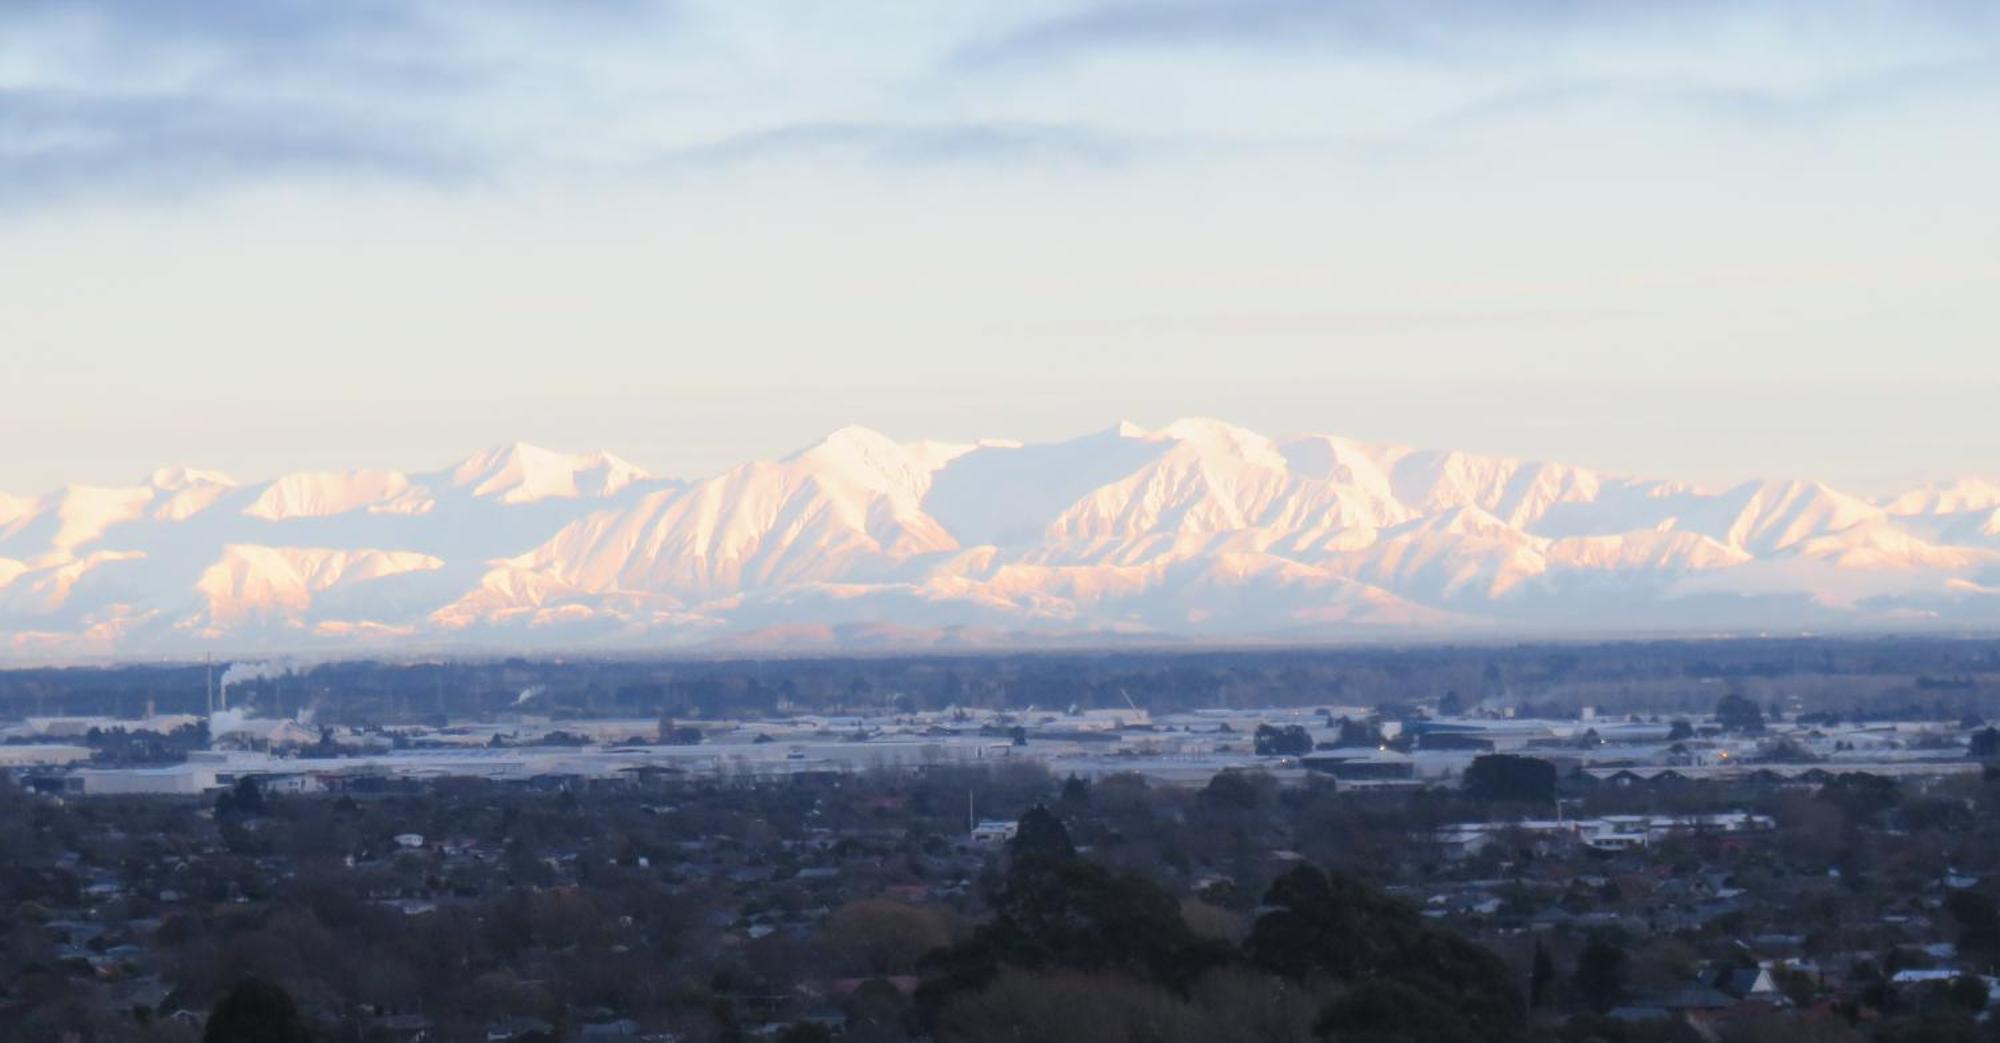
4,419,1998,658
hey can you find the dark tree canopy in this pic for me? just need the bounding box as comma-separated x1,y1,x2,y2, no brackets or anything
1331,717,1384,749
1008,805,1075,865
204,977,310,1043
1462,754,1557,805
1255,723,1314,756
1199,770,1266,809
1715,692,1766,734
921,807,1227,1014
1947,889,2000,962
926,834,1522,1042
1530,940,1556,1010
1817,771,1900,820
1247,865,1524,1042
1315,979,1486,1043
1573,938,1630,1013
215,776,267,818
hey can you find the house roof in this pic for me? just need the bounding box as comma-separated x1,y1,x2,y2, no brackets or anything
1653,986,1737,1009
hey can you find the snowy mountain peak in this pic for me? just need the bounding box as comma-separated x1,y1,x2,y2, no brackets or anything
794,424,904,460
1885,478,2000,517
791,426,962,502
449,442,650,503
3,420,1997,658
1407,503,1521,540
0,491,37,527
1121,416,1263,446
1155,415,1256,440
148,466,236,491
1156,416,1288,468
1715,477,1883,553
243,469,423,521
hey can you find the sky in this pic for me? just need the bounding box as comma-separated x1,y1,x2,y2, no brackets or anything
2,0,1997,496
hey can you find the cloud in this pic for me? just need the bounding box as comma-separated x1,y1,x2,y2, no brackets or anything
0,86,477,210
656,120,1134,171
0,0,464,95
0,0,664,209
952,0,2000,70
1667,57,2000,127
949,0,1690,68
952,1,1353,67
3,0,1997,210
939,0,2000,171
1423,57,2000,135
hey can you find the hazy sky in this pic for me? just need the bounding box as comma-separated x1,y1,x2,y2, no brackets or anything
3,0,1996,494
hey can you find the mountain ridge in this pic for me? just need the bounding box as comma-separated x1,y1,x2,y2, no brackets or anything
2,423,1996,659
